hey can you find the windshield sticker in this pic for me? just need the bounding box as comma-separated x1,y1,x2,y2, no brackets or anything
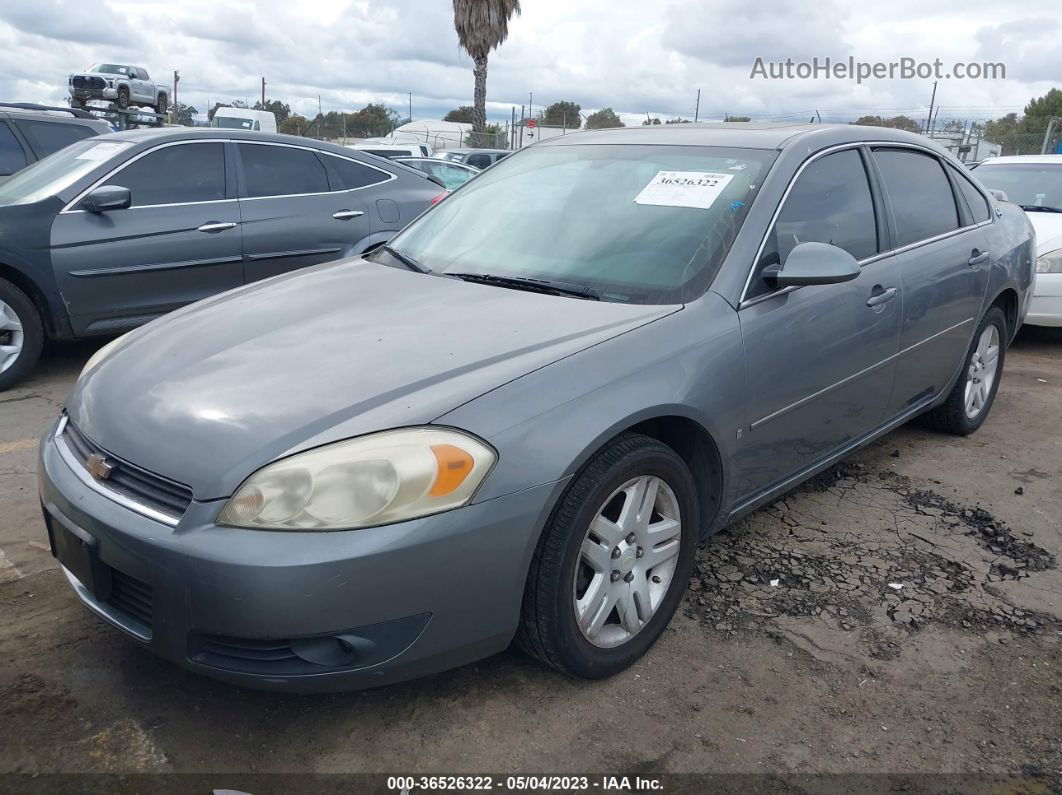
75,142,130,162
634,171,735,210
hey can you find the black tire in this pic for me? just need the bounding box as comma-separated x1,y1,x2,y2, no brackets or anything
155,94,168,115
0,278,44,391
922,306,1007,435
517,433,699,679
116,86,130,109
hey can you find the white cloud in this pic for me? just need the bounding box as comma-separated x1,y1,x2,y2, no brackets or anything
0,0,1053,126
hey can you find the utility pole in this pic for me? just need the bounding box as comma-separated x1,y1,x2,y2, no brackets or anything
172,70,179,122
528,91,533,122
694,89,701,123
408,92,412,123
261,77,266,108
925,80,938,133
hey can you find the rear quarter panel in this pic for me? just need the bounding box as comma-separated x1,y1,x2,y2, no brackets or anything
984,200,1036,332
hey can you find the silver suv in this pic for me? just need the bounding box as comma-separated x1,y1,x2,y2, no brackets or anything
68,64,168,114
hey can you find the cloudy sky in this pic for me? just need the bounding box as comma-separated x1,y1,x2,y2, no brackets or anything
0,0,1057,126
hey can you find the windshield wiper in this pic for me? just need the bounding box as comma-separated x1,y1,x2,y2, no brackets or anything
377,244,431,273
447,272,600,300
1019,204,1062,214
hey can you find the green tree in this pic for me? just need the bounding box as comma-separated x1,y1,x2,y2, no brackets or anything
253,99,291,124
541,100,581,128
723,115,750,122
444,106,475,123
452,0,522,146
585,107,624,129
172,101,197,126
853,114,921,133
667,117,693,124
643,117,661,126
1023,88,1062,121
278,114,310,136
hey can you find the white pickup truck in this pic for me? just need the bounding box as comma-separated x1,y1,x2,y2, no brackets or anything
68,64,168,114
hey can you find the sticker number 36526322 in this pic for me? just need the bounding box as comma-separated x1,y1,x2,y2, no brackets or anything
634,170,735,210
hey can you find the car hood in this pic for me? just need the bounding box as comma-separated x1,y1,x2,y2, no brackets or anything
68,259,677,500
1023,211,1062,255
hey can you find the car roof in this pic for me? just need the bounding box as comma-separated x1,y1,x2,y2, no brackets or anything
536,122,940,151
447,148,507,155
0,103,110,129
978,155,1062,166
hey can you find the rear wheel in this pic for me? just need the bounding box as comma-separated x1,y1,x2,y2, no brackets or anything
517,434,699,678
922,306,1006,435
0,278,43,391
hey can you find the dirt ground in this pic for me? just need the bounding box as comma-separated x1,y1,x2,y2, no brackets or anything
0,330,1059,791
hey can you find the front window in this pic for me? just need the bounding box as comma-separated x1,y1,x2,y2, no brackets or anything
973,163,1062,211
210,116,255,130
0,139,132,206
90,64,130,76
388,144,775,304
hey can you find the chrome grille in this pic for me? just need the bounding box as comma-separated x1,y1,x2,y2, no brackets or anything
72,75,105,90
60,419,193,522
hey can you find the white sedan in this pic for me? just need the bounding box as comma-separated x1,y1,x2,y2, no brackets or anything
973,155,1062,326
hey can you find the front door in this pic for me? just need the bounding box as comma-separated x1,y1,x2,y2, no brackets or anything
870,148,993,415
235,142,372,282
733,147,901,501
50,141,243,335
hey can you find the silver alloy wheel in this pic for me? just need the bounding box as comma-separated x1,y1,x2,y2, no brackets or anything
573,475,683,648
964,324,1000,419
0,299,24,375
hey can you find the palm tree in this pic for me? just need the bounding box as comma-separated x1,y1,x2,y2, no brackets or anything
452,0,521,146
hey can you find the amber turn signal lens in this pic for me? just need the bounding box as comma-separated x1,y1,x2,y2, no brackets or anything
429,444,475,496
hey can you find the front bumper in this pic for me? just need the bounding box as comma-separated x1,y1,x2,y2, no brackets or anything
68,85,118,101
39,425,564,691
1026,272,1062,326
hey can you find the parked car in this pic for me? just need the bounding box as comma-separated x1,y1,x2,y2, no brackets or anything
395,156,479,190
209,107,277,134
971,155,1062,326
0,128,444,388
436,147,511,169
349,141,432,158
68,64,168,113
39,124,1033,691
0,103,110,185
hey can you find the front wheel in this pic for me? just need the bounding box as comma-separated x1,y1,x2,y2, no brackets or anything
116,86,130,109
0,278,43,391
155,94,168,115
922,306,1007,435
517,434,699,678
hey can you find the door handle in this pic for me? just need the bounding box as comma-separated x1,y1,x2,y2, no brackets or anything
866,286,898,307
332,210,364,220
969,249,990,268
197,222,237,233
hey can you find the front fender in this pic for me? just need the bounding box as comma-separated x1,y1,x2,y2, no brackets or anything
436,293,745,516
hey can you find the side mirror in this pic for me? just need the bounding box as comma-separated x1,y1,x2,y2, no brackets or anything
988,188,1008,203
764,241,861,288
82,185,131,213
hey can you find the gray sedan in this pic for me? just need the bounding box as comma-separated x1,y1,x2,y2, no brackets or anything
0,128,443,389
39,123,1035,691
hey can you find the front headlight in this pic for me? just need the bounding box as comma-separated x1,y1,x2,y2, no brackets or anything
218,428,496,531
79,333,129,380
1035,248,1062,274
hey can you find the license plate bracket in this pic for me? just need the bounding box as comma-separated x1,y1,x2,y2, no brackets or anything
46,513,111,600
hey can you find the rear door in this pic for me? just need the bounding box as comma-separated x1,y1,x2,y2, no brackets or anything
734,146,902,500
870,148,992,415
236,143,384,281
129,68,152,104
50,140,243,335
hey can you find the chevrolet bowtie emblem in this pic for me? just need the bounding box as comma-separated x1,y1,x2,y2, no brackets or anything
86,452,115,481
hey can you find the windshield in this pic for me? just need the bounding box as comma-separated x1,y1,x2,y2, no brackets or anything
973,162,1062,210
210,116,256,130
388,144,775,304
90,64,129,75
400,159,477,190
0,139,131,206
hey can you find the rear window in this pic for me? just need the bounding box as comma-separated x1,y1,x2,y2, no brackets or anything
239,144,329,197
323,154,392,189
873,149,959,246
0,122,27,176
15,120,97,160
360,149,411,159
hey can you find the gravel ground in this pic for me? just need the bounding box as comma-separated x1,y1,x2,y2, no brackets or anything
0,329,1059,791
